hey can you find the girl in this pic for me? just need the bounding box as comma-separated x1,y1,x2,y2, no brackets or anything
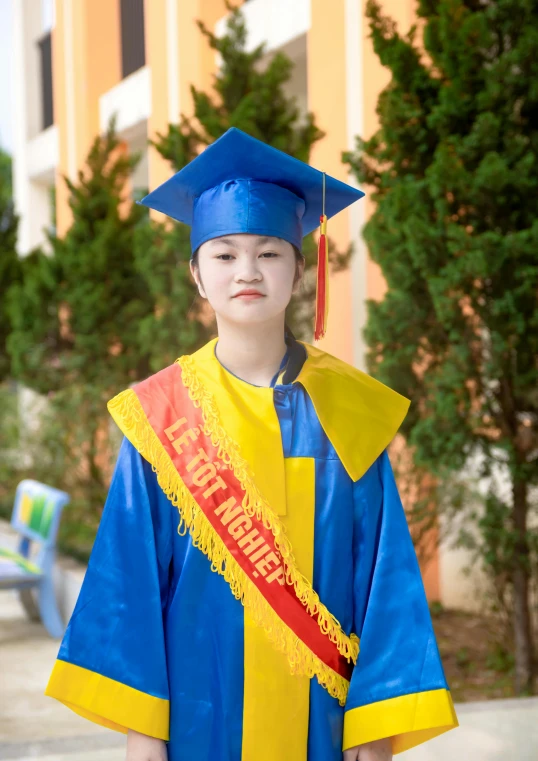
46,128,457,761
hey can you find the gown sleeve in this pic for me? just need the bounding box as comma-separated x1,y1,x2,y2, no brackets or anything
343,450,458,754
45,437,173,741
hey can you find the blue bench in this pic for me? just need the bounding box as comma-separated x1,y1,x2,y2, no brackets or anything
0,479,70,638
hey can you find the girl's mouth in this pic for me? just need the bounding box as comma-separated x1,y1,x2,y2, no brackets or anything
233,291,265,299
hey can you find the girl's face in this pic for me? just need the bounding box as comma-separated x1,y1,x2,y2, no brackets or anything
191,234,304,326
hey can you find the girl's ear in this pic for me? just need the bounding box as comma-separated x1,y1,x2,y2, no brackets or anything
291,258,305,294
190,261,207,299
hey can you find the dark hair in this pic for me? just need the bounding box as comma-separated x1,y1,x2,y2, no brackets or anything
292,244,305,263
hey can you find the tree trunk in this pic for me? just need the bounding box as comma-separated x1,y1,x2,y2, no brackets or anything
511,477,535,694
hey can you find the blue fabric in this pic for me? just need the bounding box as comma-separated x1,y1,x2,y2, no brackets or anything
166,532,245,761
56,380,448,761
138,128,365,254
58,438,172,700
192,179,305,252
346,451,448,710
59,438,245,761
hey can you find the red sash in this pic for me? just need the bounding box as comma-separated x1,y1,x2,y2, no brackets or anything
109,360,358,702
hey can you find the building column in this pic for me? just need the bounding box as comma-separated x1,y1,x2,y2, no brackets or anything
145,0,171,198
11,0,53,255
53,0,121,235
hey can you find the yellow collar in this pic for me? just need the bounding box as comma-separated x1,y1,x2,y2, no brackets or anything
295,342,410,481
191,338,410,483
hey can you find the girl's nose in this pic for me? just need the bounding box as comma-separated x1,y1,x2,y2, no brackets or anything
235,258,262,282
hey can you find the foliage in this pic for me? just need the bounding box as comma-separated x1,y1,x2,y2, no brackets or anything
0,382,111,563
345,0,538,692
9,121,152,391
0,382,20,514
133,213,210,372
0,147,12,204
7,121,153,523
0,149,19,382
486,643,515,675
154,2,322,166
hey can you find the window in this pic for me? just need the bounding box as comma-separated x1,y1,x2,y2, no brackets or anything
38,32,53,130
120,0,146,78
42,0,55,32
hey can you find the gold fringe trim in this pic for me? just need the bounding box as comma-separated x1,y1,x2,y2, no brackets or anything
107,383,357,705
177,355,360,662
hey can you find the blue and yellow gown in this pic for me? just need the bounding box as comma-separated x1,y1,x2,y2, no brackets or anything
46,337,457,760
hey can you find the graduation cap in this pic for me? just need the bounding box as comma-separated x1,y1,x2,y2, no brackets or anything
139,128,365,340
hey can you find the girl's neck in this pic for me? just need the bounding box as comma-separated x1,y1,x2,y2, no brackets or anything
214,318,287,387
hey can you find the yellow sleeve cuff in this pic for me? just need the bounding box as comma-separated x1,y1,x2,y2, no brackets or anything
45,659,169,741
343,687,458,754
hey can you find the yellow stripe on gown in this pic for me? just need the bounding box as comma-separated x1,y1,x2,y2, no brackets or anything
242,457,316,761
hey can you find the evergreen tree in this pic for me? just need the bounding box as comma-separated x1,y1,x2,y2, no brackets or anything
9,122,152,391
8,121,153,522
154,4,322,166
345,0,538,693
0,148,20,515
134,220,209,371
0,148,19,382
143,2,347,347
0,147,13,205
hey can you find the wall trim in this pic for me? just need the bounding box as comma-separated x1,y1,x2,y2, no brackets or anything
345,0,368,371
166,0,180,124
63,0,77,181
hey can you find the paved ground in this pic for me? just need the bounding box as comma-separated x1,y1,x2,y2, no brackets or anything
0,521,125,761
400,696,538,761
1,522,537,760
0,591,125,761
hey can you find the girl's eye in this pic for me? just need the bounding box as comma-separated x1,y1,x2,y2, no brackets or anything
260,251,279,258
216,254,234,261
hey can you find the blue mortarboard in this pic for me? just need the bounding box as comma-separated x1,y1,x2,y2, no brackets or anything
139,127,365,339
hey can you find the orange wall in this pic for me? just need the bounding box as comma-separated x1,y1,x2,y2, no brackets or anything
145,0,170,196
54,0,121,235
198,0,229,92
362,0,416,304
81,0,122,145
308,0,353,363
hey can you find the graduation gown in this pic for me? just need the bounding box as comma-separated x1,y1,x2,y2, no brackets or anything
46,337,458,760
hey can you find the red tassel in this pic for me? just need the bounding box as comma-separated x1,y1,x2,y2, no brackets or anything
314,214,328,341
